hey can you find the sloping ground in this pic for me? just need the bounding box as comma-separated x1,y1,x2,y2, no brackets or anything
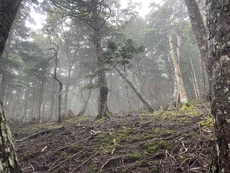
12,103,213,173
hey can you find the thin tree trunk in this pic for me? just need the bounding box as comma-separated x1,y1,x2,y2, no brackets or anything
48,37,62,123
0,70,7,104
189,56,200,98
38,79,45,123
9,91,17,119
168,34,188,104
54,51,62,124
114,66,154,113
77,81,92,117
41,82,48,123
49,79,55,121
200,61,207,99
21,87,29,122
63,72,70,113
62,25,79,113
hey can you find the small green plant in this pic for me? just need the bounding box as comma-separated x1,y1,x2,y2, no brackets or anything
67,145,83,153
129,150,143,160
199,118,213,128
59,151,69,157
22,153,30,161
143,140,173,154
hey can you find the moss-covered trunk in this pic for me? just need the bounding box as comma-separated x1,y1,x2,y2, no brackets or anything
207,1,230,172
0,104,21,172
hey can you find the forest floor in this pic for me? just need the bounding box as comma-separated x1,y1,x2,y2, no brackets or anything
11,101,214,173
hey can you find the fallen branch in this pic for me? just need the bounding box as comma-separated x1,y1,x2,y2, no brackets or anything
100,155,129,170
52,131,104,154
49,149,84,172
16,126,63,142
70,152,99,173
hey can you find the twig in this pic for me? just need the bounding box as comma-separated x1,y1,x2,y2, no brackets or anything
49,149,84,172
100,155,129,170
70,152,99,173
179,138,188,154
53,136,93,154
165,150,176,161
16,126,63,142
29,162,35,172
53,132,104,154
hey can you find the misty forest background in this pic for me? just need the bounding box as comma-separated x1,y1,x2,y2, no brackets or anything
0,0,207,123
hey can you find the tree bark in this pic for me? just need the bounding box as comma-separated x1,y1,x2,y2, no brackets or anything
0,103,21,172
114,66,154,113
49,79,55,121
184,0,209,71
61,25,80,113
0,0,22,56
77,78,93,117
189,56,200,99
94,27,109,119
168,34,188,104
207,1,230,172
0,1,22,171
41,82,48,123
54,48,62,124
184,0,210,99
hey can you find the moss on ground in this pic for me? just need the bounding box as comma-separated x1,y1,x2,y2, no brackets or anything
12,101,212,173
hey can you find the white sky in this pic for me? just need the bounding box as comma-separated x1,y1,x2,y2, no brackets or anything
27,0,163,30
126,0,163,17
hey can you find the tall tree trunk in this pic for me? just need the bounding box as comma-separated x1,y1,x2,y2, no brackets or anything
189,56,200,99
94,28,109,119
207,1,230,172
0,103,21,172
49,79,55,121
62,25,79,113
63,71,70,113
9,91,17,119
48,37,63,123
0,70,7,104
21,87,29,122
54,52,62,124
77,78,93,117
168,34,188,104
0,0,22,56
114,66,154,113
41,82,48,123
38,79,45,123
0,1,22,171
184,0,210,99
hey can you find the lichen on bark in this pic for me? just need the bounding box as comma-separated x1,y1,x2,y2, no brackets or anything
0,104,21,173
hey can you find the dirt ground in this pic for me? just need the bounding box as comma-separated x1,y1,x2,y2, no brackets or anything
12,104,213,173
